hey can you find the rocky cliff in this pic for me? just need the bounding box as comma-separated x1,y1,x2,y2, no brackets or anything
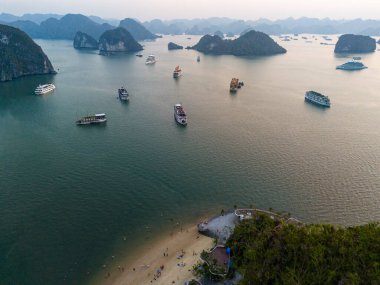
73,31,98,49
334,34,376,53
0,24,56,82
98,27,143,55
191,30,286,56
168,42,183,50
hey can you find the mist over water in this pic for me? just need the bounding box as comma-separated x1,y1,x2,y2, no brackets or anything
1,35,380,284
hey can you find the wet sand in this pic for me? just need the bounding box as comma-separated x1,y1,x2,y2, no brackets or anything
94,225,213,285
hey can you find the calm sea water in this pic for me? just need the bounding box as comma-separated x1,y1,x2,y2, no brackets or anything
1,35,380,284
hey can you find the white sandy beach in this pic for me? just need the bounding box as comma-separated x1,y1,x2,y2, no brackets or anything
94,224,213,285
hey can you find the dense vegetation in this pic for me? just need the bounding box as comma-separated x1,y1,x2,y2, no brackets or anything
0,24,55,81
191,30,286,56
334,34,376,53
227,213,380,284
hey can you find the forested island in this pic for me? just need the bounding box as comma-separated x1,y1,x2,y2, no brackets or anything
335,34,376,53
0,24,55,82
190,30,286,56
98,27,143,55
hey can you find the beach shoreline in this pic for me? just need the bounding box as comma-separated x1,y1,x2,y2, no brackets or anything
90,223,213,285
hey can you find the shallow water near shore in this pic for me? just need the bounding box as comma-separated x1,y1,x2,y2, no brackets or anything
1,35,380,284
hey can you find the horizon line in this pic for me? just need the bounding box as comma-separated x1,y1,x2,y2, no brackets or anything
1,12,380,22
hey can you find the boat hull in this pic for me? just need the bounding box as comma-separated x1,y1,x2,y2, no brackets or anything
305,97,330,107
35,90,55,95
76,119,107,125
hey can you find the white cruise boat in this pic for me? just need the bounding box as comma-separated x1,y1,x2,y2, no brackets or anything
173,66,182,78
305,91,330,107
145,55,156,65
174,104,187,126
35,84,56,95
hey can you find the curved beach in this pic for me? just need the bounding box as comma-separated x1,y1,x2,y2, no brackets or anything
93,225,213,285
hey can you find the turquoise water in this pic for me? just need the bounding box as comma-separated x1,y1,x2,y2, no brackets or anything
1,35,380,284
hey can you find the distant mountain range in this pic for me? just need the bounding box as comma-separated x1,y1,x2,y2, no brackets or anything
2,13,380,40
0,14,159,41
0,13,62,24
0,13,118,25
2,14,113,40
143,17,380,36
119,18,160,40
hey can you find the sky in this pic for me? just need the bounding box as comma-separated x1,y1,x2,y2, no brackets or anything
1,0,379,21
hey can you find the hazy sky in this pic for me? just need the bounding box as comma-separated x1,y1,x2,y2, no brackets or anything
1,0,379,20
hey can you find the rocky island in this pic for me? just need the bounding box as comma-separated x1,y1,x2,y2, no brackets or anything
0,24,55,82
190,30,286,56
168,42,183,50
98,27,143,55
334,34,376,53
73,31,98,49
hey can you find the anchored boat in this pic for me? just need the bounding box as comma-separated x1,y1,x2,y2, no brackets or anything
76,113,107,125
35,84,55,95
118,86,129,101
230,78,244,92
230,78,239,92
174,104,187,126
173,66,182,78
145,55,156,65
305,91,331,107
